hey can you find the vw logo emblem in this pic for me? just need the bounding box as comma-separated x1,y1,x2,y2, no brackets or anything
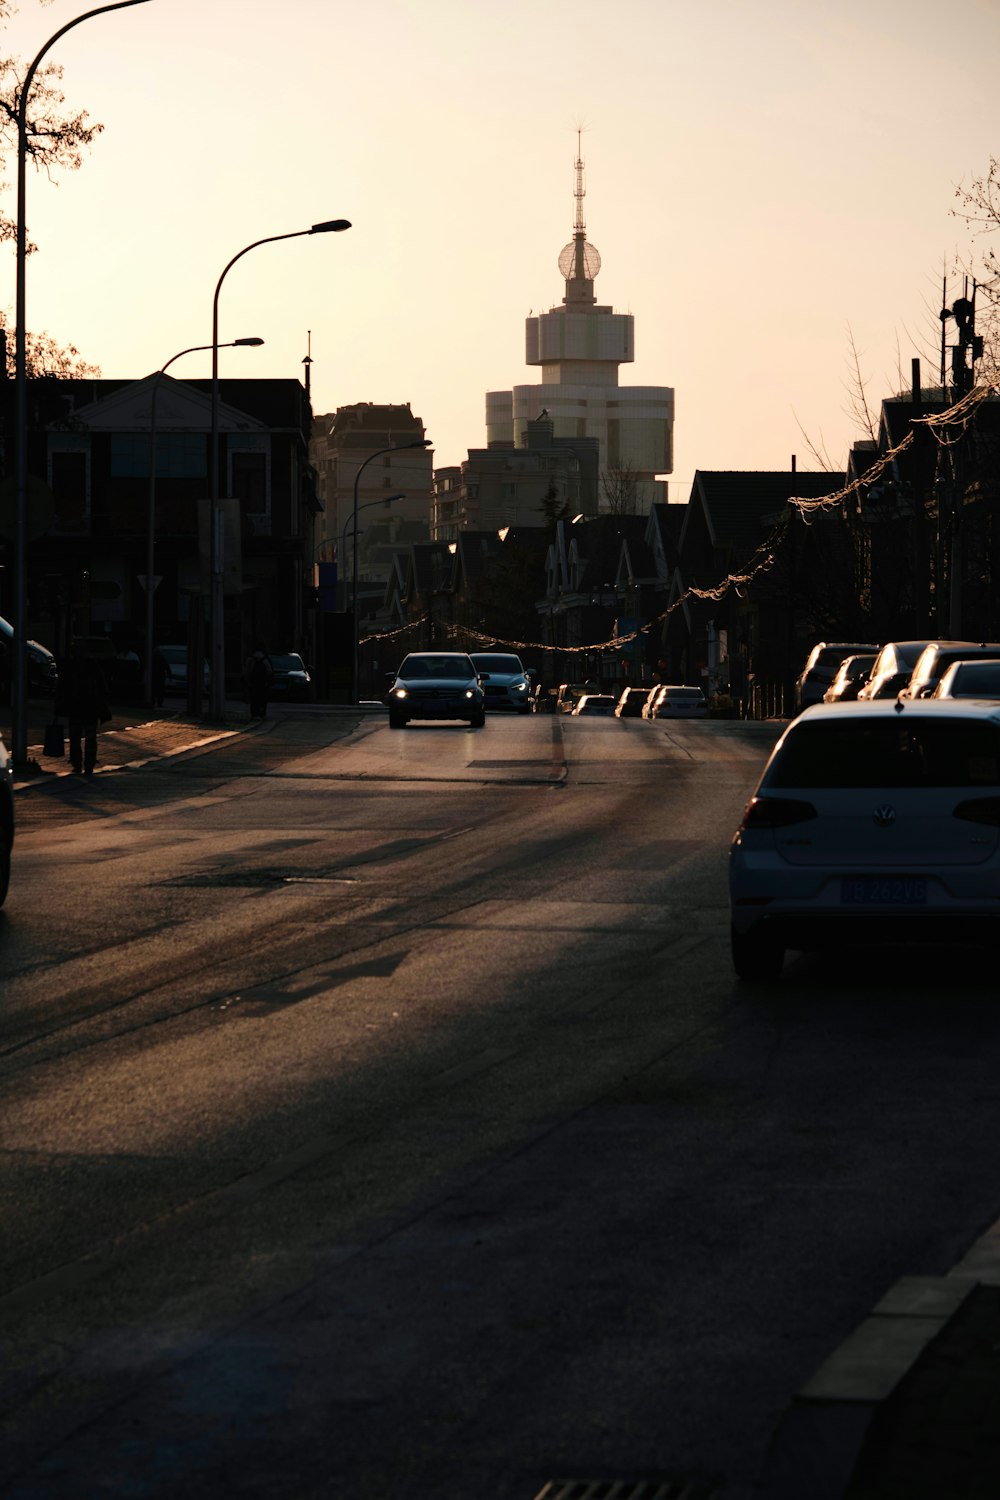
873,804,896,827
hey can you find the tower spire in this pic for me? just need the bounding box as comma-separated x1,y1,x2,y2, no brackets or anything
558,130,601,307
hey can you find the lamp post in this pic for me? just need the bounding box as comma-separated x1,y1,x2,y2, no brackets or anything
351,441,430,702
208,217,351,718
12,0,153,771
144,337,263,706
340,493,404,610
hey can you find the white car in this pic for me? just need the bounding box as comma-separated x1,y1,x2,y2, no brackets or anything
468,652,534,713
650,685,708,719
729,700,1000,980
572,693,617,716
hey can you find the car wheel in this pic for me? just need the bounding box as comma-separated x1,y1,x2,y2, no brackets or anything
731,924,784,982
388,711,407,730
0,842,10,909
470,709,486,728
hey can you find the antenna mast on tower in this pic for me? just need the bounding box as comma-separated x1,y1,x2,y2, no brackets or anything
558,127,601,303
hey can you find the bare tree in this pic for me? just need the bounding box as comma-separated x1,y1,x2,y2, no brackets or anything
953,159,1000,383
0,0,103,373
601,459,640,515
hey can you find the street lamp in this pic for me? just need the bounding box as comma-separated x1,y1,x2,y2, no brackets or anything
351,441,431,702
340,493,403,609
144,337,263,705
208,217,351,717
12,0,153,771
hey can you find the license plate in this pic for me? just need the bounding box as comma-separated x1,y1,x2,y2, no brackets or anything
841,877,928,905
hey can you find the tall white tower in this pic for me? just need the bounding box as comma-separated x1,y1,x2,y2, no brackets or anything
486,134,674,509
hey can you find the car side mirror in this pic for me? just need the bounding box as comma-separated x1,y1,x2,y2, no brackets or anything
385,671,396,683
478,671,490,681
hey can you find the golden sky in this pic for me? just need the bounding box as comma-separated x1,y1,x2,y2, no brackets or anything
5,0,999,496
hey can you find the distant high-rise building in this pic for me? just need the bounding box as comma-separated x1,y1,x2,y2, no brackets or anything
310,402,433,617
486,136,674,511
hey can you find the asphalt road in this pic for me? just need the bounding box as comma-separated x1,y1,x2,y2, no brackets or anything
3,710,1000,1499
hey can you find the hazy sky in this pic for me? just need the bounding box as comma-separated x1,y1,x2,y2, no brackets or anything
4,0,1000,496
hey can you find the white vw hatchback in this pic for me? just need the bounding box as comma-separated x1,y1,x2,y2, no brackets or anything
729,700,1000,980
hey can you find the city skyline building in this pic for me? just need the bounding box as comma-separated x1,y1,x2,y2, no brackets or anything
486,135,674,511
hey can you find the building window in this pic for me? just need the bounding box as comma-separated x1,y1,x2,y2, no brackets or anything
230,447,270,536
111,432,206,478
48,437,90,533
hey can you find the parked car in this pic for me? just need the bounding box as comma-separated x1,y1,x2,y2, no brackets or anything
794,642,879,712
933,660,1000,700
572,693,616,716
856,640,935,701
641,685,665,719
555,683,589,714
650,684,708,719
385,652,485,728
614,686,655,718
154,645,209,698
729,699,1000,980
823,653,877,703
268,652,313,701
902,641,1000,700
0,727,12,907
0,613,58,699
469,652,534,713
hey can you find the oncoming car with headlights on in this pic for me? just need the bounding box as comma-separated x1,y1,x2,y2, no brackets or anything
385,652,486,729
468,652,534,713
729,700,1000,981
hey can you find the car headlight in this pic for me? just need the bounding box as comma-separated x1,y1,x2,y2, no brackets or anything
393,687,408,699
513,680,528,692
465,689,474,699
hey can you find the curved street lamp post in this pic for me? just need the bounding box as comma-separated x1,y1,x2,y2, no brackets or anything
340,493,403,609
12,0,153,770
351,442,430,702
208,218,351,718
144,337,263,705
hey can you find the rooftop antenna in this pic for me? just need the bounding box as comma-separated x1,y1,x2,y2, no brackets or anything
302,328,313,400
558,126,600,304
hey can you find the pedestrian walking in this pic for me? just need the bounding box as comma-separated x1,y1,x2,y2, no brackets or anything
56,644,111,777
244,645,274,718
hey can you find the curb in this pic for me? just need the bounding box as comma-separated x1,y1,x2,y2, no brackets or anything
752,1217,1000,1498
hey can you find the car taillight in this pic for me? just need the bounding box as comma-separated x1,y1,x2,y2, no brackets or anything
953,797,1000,826
740,796,817,830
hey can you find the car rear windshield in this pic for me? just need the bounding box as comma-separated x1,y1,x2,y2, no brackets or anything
947,665,1000,695
663,688,704,699
765,717,1000,789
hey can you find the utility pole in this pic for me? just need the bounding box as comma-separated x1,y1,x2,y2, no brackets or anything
940,285,983,638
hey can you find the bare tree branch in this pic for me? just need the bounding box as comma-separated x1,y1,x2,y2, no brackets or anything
0,3,104,372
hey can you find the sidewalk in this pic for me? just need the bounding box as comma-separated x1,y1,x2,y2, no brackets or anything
755,1215,1000,1498
1,698,249,791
